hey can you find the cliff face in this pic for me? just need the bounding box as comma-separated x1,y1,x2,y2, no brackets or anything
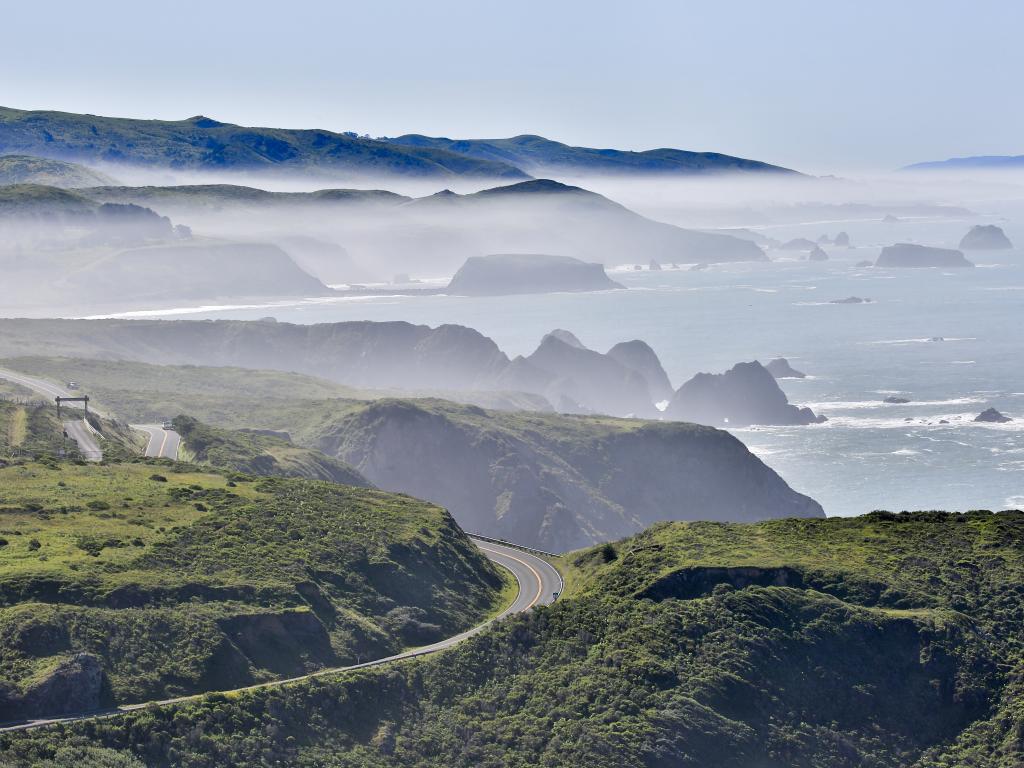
316,399,824,552
665,361,825,427
606,340,675,403
446,253,623,296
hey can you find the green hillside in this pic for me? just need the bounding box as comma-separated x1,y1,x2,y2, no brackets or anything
4,511,1020,767
0,155,117,188
172,415,370,487
0,108,528,180
0,461,506,720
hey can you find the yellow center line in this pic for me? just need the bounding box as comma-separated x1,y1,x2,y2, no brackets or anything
157,429,169,458
479,545,544,608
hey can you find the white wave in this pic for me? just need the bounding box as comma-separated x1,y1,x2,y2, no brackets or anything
863,337,976,345
800,396,985,411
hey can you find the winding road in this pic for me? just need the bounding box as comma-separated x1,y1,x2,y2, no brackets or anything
134,423,181,459
0,367,180,461
0,538,562,733
0,367,563,733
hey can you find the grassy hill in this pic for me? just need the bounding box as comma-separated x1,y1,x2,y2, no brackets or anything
0,460,506,720
0,357,823,550
4,511,1020,767
0,155,117,188
384,133,800,176
172,415,369,487
0,108,529,180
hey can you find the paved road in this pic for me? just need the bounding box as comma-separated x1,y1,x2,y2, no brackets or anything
0,367,182,461
64,419,103,461
133,423,182,459
0,538,562,733
0,368,104,460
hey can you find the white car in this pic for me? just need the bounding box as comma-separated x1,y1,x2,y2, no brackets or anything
161,421,174,430
66,382,79,390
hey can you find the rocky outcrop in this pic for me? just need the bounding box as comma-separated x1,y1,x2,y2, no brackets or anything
648,259,662,271
547,328,586,349
831,296,872,304
854,260,873,268
321,399,823,551
446,253,624,296
875,243,975,268
665,361,826,427
606,340,675,403
834,231,851,247
807,245,829,261
959,225,1013,250
521,334,656,417
9,653,112,718
975,408,1011,423
764,358,806,379
884,396,911,404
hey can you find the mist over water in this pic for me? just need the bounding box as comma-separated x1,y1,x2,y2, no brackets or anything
93,173,1024,518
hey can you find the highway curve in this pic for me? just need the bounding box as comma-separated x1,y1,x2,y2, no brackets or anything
0,538,562,733
133,423,182,459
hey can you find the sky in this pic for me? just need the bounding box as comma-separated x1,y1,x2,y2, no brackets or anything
2,0,1021,174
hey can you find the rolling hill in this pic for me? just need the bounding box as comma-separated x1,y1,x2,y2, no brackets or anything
0,155,117,188
383,133,800,176
0,107,529,180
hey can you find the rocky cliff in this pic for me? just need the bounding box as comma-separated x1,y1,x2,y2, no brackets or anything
313,399,824,552
665,360,825,427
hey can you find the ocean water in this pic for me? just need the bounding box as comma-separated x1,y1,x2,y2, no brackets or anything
99,215,1024,517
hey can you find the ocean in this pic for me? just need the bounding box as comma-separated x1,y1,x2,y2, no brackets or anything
93,211,1024,517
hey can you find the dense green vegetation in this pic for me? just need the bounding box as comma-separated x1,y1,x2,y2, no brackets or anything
0,107,528,179
0,461,505,719
6,511,1019,767
173,415,369,487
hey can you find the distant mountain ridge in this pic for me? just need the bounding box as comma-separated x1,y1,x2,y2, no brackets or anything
0,106,798,180
383,133,799,176
903,154,1024,172
0,107,529,180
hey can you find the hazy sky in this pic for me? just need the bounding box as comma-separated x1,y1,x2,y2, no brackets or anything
3,0,1021,173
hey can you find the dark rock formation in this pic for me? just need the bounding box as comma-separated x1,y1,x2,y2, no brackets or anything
607,340,675,403
875,243,974,268
834,231,851,247
807,245,829,261
975,408,1011,423
665,361,826,427
649,259,662,271
765,358,806,379
520,334,656,417
959,225,1013,250
884,396,911,404
446,253,624,296
854,260,873,268
830,296,872,304
882,214,900,223
17,653,111,717
690,263,709,271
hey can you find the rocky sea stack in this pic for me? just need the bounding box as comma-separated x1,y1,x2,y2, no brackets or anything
959,225,1013,250
665,361,826,427
447,253,624,296
765,358,807,379
975,407,1011,423
875,243,975,268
